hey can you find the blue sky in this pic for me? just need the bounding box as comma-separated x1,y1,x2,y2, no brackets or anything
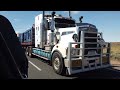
0,11,120,42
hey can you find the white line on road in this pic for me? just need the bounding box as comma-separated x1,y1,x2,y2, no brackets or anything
29,61,42,71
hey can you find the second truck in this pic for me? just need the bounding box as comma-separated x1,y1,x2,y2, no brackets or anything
17,11,111,75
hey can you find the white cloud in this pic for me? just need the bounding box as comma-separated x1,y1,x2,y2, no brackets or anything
64,11,80,15
13,18,21,22
0,11,8,16
15,29,24,33
26,25,32,30
45,12,51,15
15,31,19,34
64,11,68,13
14,24,32,33
0,11,8,13
71,11,80,14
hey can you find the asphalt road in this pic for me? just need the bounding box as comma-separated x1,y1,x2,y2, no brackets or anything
27,55,120,79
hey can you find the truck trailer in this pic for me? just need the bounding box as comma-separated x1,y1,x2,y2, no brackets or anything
17,24,35,56
18,11,111,75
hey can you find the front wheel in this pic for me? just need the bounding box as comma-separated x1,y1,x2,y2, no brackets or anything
52,52,66,75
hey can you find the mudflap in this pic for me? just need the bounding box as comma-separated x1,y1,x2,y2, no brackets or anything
0,15,28,79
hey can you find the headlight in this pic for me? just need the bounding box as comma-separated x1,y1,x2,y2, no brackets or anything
66,47,79,58
71,48,79,58
66,47,67,55
66,48,77,56
98,39,106,47
71,48,77,55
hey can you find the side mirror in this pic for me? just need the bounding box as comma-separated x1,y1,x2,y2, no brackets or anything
56,32,60,40
50,11,56,32
44,19,48,29
50,21,55,32
79,16,83,23
72,34,78,42
55,32,61,43
52,11,56,17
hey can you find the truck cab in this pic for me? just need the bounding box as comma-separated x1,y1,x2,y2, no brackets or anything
33,12,111,75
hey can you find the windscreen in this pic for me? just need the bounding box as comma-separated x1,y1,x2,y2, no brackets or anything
79,26,98,32
55,18,75,28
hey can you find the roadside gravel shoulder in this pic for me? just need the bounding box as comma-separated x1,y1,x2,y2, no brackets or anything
110,60,120,66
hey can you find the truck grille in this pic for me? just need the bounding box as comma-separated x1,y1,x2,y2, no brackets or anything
84,32,98,56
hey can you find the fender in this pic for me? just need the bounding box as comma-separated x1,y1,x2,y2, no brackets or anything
51,44,67,58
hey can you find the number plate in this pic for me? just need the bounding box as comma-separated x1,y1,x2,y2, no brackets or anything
72,60,82,67
88,50,96,55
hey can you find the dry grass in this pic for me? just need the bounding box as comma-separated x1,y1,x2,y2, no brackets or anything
110,42,120,62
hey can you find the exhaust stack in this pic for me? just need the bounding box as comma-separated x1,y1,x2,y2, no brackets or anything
69,11,72,19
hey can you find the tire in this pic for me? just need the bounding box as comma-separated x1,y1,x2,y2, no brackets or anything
52,52,66,75
29,47,33,58
26,47,29,56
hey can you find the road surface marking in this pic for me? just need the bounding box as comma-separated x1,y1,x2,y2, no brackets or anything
29,61,42,71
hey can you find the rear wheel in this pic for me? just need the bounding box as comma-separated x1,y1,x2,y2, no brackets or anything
29,47,33,58
26,47,29,56
52,52,66,75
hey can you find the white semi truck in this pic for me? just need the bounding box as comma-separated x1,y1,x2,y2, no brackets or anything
27,11,111,75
